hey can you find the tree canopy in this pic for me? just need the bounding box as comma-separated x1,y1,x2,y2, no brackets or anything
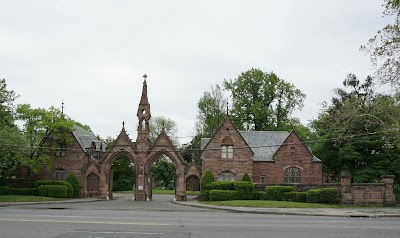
223,68,305,131
149,116,179,147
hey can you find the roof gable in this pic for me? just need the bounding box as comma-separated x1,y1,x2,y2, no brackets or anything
240,131,289,161
72,125,105,152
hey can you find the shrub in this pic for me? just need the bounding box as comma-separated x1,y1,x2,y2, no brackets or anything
306,189,321,203
265,186,294,201
66,173,81,198
209,190,238,201
320,188,340,204
201,171,215,189
39,185,68,198
294,192,307,202
253,191,265,200
113,179,132,191
0,186,10,195
234,181,255,200
283,191,297,202
35,180,73,198
241,173,251,182
205,181,235,190
10,188,39,196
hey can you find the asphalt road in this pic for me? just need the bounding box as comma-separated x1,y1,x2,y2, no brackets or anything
0,194,399,238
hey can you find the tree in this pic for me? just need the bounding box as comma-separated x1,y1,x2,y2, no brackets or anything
241,173,251,182
150,158,175,189
361,0,400,88
201,170,215,188
223,68,306,131
149,116,179,146
66,173,81,198
111,154,136,186
195,85,227,137
16,104,75,174
0,79,27,175
311,74,400,182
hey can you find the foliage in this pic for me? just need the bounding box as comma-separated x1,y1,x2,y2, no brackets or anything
66,173,81,197
241,173,251,182
113,179,133,191
361,0,400,88
311,75,400,183
16,104,75,174
111,155,135,186
319,188,340,204
253,191,266,200
195,84,227,137
202,200,342,208
223,68,306,131
35,180,73,198
264,186,294,201
201,171,215,189
209,190,238,201
306,189,321,203
149,116,179,146
294,192,307,203
0,186,11,195
283,191,297,202
202,181,255,200
39,185,68,198
150,158,175,189
179,135,202,165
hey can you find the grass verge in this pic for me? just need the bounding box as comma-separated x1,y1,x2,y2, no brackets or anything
0,195,65,203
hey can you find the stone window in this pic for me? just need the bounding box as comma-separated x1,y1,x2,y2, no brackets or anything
221,136,233,159
55,143,67,157
284,167,302,184
260,175,266,184
52,168,68,180
218,171,235,181
291,147,296,155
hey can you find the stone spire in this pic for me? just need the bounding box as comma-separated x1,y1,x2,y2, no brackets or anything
136,74,151,150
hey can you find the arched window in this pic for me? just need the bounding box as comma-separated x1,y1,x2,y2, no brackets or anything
218,171,235,181
284,167,302,184
221,136,233,159
52,168,68,180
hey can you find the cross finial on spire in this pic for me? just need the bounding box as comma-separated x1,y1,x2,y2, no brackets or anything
122,121,125,128
61,100,64,114
226,101,229,116
143,74,147,80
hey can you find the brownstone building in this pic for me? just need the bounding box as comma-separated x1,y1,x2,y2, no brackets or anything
201,117,323,184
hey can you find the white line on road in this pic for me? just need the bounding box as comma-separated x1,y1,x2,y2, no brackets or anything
0,218,171,226
70,230,164,235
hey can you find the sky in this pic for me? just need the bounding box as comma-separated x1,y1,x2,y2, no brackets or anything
0,0,394,145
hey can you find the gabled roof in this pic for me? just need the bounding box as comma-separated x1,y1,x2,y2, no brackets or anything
240,131,289,161
72,125,106,152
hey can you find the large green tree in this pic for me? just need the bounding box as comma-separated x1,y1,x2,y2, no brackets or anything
223,68,306,131
150,158,175,189
16,104,75,174
0,79,27,175
195,85,227,137
111,154,136,185
362,0,400,87
312,74,400,182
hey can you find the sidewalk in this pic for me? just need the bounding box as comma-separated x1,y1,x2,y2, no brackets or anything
174,200,400,218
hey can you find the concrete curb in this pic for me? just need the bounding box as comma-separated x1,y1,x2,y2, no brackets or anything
173,201,400,218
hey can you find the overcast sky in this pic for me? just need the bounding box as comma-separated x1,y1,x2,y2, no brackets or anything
0,0,394,145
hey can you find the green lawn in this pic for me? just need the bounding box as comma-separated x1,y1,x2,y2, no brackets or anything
202,200,344,208
0,195,65,203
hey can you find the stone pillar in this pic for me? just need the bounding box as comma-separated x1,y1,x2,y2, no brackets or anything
382,175,396,206
175,168,187,201
340,171,353,205
135,163,146,201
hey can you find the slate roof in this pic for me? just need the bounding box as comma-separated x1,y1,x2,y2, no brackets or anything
201,131,321,162
72,125,106,152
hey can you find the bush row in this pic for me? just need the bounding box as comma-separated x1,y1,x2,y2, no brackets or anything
35,180,73,198
39,185,68,198
113,179,133,191
201,181,255,201
0,186,39,196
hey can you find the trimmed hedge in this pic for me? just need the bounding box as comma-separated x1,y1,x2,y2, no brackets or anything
0,186,11,195
202,181,255,200
39,185,68,198
234,181,255,200
320,188,340,204
35,180,73,198
199,171,215,201
294,192,307,202
11,188,39,196
283,191,297,202
209,190,238,201
241,173,251,182
253,191,266,200
306,189,321,203
66,174,81,197
265,186,294,201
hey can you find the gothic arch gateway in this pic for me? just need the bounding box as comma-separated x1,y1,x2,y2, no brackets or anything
92,77,188,201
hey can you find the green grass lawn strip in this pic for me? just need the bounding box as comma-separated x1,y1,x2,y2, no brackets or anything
202,200,342,208
0,195,64,203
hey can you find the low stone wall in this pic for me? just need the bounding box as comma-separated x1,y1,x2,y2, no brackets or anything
255,172,397,206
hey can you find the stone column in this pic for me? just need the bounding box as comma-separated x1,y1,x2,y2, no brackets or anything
340,171,353,205
135,162,146,201
175,168,187,201
381,175,396,206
